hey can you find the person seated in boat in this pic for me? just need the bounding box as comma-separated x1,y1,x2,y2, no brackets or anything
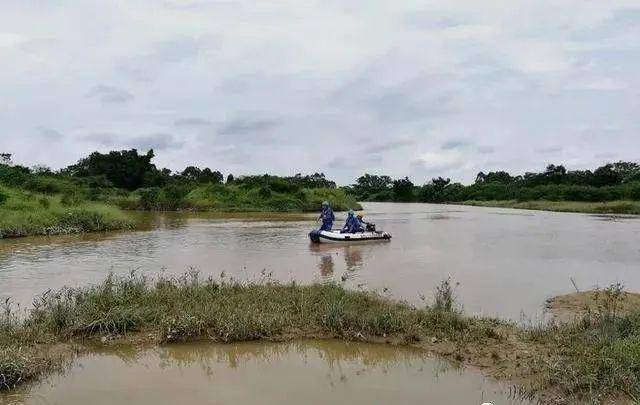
341,210,364,233
318,201,335,231
356,213,373,232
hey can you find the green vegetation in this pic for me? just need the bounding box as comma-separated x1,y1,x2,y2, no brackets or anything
349,163,640,214
1,273,639,403
0,185,133,238
0,151,360,237
526,284,640,403
0,272,496,390
459,200,640,215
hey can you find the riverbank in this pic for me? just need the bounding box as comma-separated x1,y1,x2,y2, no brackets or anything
112,184,361,212
0,186,134,239
457,199,640,215
0,183,361,238
1,273,637,403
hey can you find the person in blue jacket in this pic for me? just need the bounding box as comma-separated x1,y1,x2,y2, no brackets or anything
319,201,335,231
341,210,364,233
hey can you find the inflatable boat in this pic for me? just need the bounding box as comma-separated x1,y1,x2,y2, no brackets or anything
309,229,392,244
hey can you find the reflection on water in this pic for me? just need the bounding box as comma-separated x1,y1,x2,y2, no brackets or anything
1,203,640,320
309,244,365,279
4,341,529,405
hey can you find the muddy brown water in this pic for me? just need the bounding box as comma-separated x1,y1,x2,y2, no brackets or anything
1,340,529,405
1,203,639,320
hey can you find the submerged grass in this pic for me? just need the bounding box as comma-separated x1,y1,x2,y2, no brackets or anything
1,273,639,403
459,199,640,215
0,186,134,238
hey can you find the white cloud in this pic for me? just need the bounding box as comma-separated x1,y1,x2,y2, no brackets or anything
0,0,638,184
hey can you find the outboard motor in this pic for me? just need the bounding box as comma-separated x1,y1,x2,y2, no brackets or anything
365,222,376,232
309,230,322,243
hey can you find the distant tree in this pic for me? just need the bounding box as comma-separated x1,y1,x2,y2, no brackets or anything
352,174,393,199
0,153,12,165
419,177,451,203
592,163,623,187
181,166,202,182
226,174,235,184
392,177,415,201
32,165,52,175
475,171,512,184
65,149,157,190
612,161,640,183
200,168,224,183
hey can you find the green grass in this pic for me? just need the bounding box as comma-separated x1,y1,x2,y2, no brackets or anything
459,200,640,215
141,183,362,212
0,186,134,238
0,272,497,390
2,273,639,403
526,313,640,403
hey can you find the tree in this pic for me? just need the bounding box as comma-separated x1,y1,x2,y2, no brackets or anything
475,171,512,184
181,166,202,182
353,174,393,199
226,174,235,184
0,153,11,165
392,177,415,201
65,149,157,190
592,164,622,187
419,177,451,203
200,168,224,183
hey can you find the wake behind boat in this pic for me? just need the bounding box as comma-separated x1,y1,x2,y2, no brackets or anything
309,229,392,244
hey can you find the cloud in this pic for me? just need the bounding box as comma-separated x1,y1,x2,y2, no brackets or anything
35,126,63,141
362,139,414,154
174,117,213,127
86,85,134,103
441,140,468,150
477,146,495,154
328,155,384,170
411,149,467,173
83,133,183,151
130,134,184,151
536,146,563,154
1,1,639,184
217,117,282,136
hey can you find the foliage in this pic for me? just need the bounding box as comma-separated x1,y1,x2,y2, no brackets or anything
526,283,640,403
0,187,133,238
351,162,640,205
64,149,158,191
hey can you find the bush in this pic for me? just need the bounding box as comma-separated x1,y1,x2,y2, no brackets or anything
61,191,85,207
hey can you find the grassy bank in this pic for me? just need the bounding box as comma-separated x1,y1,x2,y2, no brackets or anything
114,183,361,212
458,199,640,215
0,186,134,238
1,273,638,403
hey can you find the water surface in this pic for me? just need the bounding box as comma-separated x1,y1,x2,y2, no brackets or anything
1,203,639,319
2,340,527,405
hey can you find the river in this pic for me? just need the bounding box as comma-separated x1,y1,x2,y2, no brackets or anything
2,340,528,405
1,203,638,320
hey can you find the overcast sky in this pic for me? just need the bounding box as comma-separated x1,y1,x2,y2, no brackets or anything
1,1,639,184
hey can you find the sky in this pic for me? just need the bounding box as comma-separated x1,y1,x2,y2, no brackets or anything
1,0,639,185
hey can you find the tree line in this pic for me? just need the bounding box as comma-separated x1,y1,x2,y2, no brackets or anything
348,162,640,203
0,149,349,212
3,149,640,206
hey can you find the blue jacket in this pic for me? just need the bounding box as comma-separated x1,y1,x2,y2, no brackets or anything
320,206,335,231
342,214,364,233
320,206,335,224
